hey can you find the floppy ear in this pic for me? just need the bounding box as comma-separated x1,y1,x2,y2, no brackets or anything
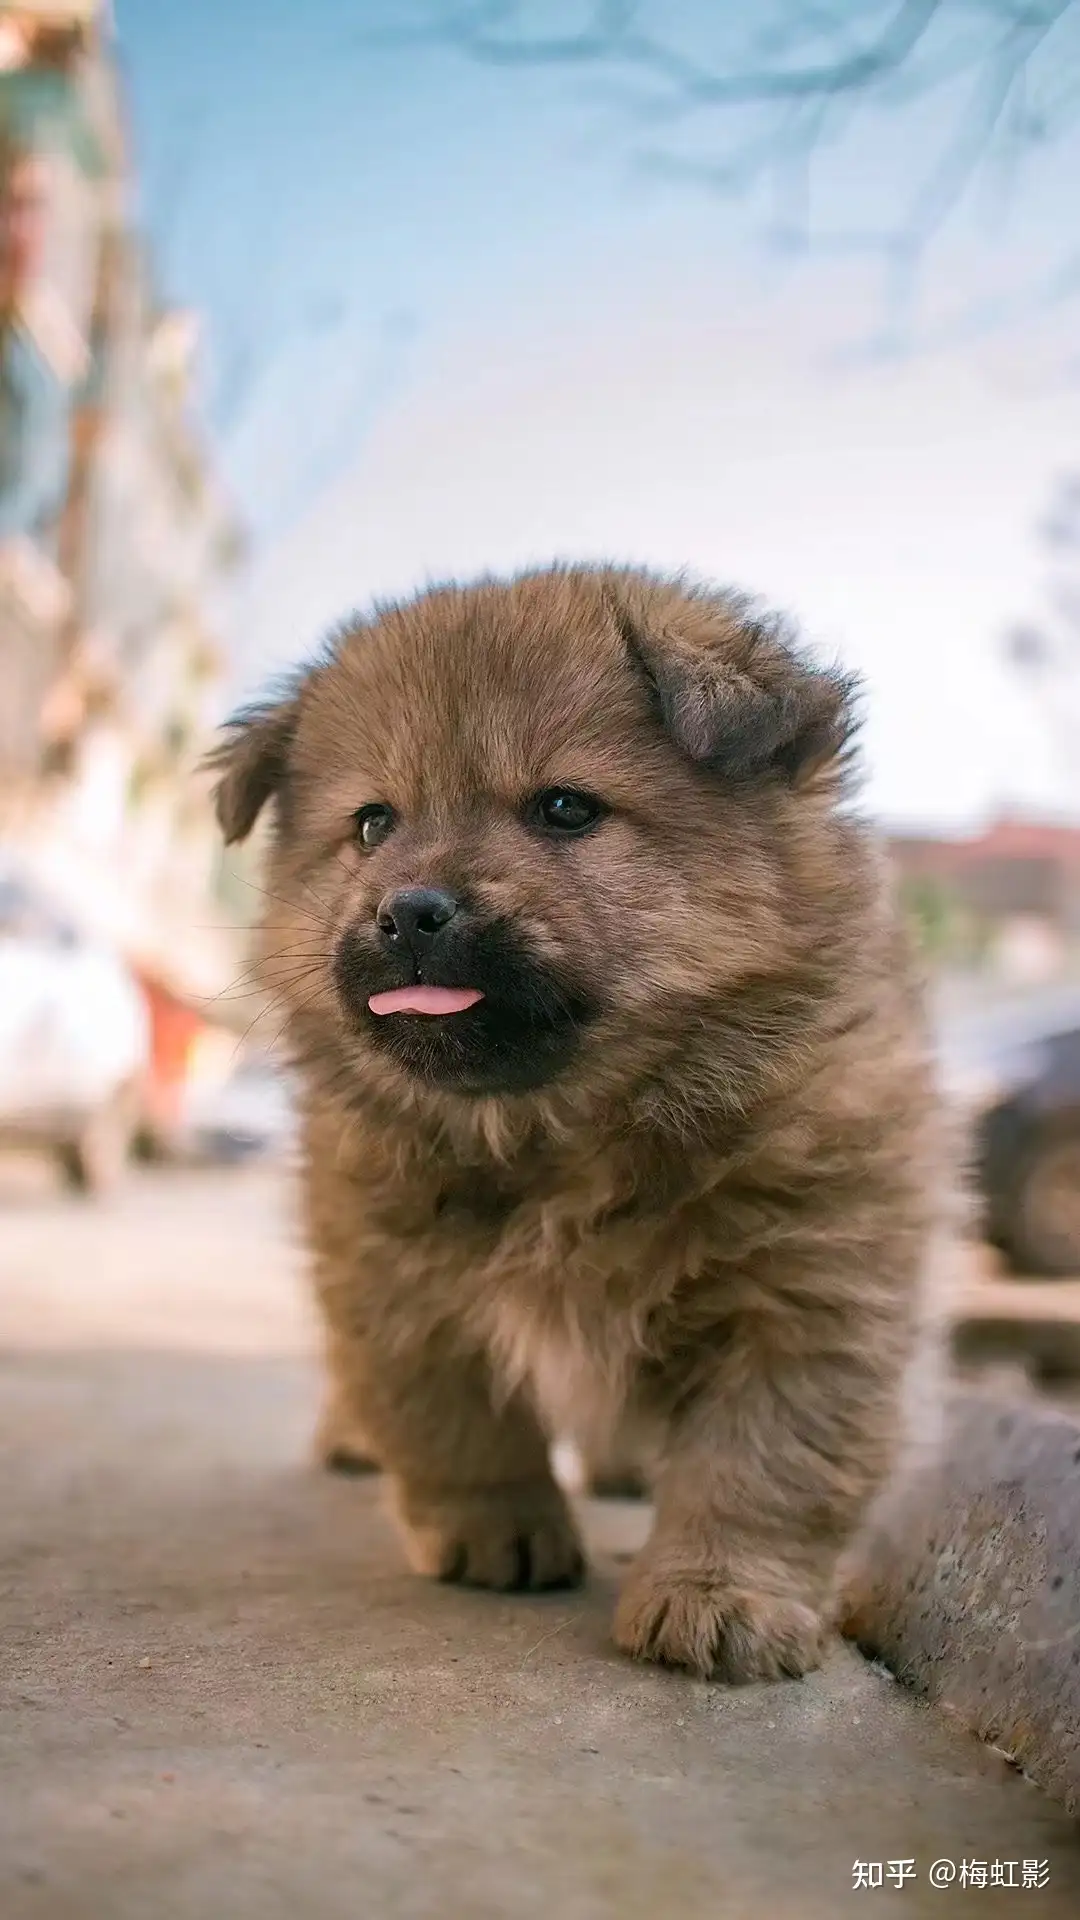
205,694,300,845
611,580,859,789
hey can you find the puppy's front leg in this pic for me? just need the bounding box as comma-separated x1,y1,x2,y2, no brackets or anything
615,1303,908,1681
334,1324,585,1593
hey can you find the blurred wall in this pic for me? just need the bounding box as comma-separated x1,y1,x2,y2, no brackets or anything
1,2,244,1007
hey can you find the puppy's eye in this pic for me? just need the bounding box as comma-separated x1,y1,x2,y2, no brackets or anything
352,803,396,850
531,788,605,836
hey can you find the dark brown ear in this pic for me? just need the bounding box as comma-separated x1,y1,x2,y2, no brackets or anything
610,579,859,788
205,693,300,845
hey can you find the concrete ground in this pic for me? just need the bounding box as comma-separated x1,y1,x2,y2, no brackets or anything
2,1163,1080,1919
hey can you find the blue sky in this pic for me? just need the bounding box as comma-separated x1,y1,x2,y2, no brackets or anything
114,0,1080,827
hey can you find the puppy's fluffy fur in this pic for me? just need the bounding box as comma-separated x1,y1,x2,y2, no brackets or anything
212,565,946,1682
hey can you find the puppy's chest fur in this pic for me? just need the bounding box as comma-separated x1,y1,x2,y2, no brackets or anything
428,1158,716,1439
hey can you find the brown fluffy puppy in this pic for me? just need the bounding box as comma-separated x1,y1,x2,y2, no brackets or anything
211,565,945,1683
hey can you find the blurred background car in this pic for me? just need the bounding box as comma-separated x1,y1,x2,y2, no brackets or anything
938,988,1080,1277
0,859,149,1191
152,1040,296,1168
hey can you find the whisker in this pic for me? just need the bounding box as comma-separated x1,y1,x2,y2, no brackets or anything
199,948,330,1011
251,938,334,968
227,1005,280,1067
207,970,323,1007
296,873,338,921
262,977,328,1059
222,973,323,1066
235,874,333,928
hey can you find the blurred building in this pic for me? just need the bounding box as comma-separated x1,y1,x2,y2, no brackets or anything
1,3,246,1109
890,816,1080,982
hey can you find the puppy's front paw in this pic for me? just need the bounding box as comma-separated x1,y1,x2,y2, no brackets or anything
614,1562,826,1682
395,1480,586,1592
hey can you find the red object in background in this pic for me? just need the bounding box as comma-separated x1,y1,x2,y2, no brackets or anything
136,972,206,1133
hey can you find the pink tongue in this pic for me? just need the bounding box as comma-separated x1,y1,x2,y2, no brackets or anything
368,986,484,1017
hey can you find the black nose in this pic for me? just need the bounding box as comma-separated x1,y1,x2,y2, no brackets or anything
376,886,460,955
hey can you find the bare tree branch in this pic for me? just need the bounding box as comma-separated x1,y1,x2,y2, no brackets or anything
394,0,1080,339
893,1,1069,244
426,0,943,106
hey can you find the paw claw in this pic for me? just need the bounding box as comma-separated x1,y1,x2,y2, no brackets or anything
398,1483,585,1594
615,1566,826,1682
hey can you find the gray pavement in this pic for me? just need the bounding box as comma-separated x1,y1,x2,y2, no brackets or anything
2,1164,1079,1918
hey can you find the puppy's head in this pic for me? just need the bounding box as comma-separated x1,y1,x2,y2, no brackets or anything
211,568,861,1111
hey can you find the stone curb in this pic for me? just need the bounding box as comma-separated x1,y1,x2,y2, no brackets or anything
843,1393,1080,1814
